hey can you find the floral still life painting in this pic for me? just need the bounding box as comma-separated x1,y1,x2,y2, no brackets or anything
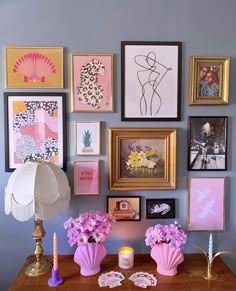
4,92,66,171
121,139,164,178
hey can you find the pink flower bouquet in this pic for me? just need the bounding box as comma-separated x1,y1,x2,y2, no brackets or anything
64,210,115,247
145,221,187,251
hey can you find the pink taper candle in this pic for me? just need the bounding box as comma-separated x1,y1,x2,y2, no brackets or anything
53,232,58,270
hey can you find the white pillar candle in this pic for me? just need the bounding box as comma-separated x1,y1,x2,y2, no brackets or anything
118,246,134,269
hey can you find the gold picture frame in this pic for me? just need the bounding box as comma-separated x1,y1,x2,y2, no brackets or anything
108,127,176,190
188,56,230,105
5,46,63,88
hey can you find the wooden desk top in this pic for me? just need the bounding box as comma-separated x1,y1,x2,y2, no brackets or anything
9,254,236,291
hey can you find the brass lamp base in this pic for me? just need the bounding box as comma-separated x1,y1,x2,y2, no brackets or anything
25,259,52,277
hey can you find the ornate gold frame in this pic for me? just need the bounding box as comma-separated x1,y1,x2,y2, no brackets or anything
108,128,176,190
188,56,230,105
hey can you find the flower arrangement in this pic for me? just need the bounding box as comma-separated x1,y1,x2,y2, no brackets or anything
64,210,115,247
126,143,159,170
145,221,187,251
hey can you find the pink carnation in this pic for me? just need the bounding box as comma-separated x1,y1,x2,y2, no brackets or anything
145,221,187,251
64,210,115,247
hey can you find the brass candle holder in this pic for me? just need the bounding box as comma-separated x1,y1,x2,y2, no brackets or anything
191,243,231,280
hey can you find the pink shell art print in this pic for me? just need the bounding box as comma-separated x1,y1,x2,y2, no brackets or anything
13,53,56,83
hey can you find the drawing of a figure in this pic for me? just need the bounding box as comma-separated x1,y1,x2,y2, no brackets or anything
134,52,172,116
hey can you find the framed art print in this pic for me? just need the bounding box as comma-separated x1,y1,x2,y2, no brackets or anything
74,160,99,195
108,127,176,190
187,176,225,231
107,196,141,221
189,56,230,105
71,53,114,112
5,46,63,88
146,198,175,219
75,121,100,155
188,116,227,171
121,41,182,121
4,92,66,171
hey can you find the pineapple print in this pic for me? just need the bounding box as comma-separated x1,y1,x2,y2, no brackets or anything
82,130,93,152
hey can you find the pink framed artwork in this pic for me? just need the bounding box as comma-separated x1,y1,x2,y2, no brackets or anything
74,160,100,195
71,53,114,112
4,92,66,172
5,46,63,88
187,176,225,231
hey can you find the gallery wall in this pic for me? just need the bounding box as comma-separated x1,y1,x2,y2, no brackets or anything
0,0,236,289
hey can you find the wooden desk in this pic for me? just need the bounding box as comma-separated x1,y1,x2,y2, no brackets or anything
9,254,236,291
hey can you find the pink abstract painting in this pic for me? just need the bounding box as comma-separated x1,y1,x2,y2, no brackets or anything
188,177,225,231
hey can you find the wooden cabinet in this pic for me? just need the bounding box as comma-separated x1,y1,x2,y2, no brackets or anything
9,254,236,291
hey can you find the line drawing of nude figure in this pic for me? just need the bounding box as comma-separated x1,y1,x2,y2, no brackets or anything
134,52,172,116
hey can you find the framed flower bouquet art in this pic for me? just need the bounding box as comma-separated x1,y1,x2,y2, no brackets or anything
4,92,66,171
75,121,100,155
187,176,225,231
71,53,114,112
5,46,63,88
188,56,230,105
121,41,182,121
108,128,176,190
74,160,100,195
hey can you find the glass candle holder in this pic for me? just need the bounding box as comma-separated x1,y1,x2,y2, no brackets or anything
118,246,134,269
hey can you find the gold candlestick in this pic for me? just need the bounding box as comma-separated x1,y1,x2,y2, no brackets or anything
191,243,231,280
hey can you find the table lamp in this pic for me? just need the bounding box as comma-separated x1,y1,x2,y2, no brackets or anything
4,160,71,277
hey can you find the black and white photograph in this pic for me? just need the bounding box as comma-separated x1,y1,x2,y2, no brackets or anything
188,116,228,171
146,198,175,219
107,196,141,221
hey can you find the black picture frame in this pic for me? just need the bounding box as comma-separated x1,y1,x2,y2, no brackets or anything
146,198,175,219
187,116,228,171
107,196,141,221
4,92,67,172
121,41,182,121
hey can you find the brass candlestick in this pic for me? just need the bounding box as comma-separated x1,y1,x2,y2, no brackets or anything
191,243,231,280
25,217,52,277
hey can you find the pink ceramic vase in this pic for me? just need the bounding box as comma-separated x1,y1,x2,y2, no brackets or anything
74,243,106,276
150,243,184,276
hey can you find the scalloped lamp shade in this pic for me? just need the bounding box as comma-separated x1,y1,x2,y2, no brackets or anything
4,160,71,221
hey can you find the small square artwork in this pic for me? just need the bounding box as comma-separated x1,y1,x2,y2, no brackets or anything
146,199,175,219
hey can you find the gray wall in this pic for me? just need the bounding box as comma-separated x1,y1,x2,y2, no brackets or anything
1,0,236,290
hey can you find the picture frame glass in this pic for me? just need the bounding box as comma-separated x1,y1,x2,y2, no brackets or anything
75,121,100,155
188,116,227,171
107,196,141,221
146,198,175,219
187,177,225,231
5,47,63,88
74,161,99,195
4,92,66,171
71,53,113,112
120,138,165,178
121,41,181,121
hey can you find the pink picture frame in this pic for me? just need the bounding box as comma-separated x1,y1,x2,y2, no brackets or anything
71,53,114,112
187,176,225,231
74,160,99,195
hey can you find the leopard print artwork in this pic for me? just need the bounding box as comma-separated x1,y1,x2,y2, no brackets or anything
77,58,109,109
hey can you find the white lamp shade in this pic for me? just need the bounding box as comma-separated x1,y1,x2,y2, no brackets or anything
5,161,71,221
